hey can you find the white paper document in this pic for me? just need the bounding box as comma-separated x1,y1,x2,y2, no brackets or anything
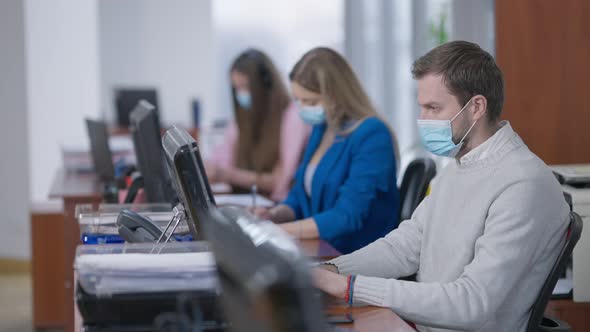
214,194,275,207
75,252,218,295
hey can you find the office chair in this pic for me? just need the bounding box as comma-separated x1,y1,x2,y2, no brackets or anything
526,211,583,332
399,158,436,221
563,192,573,212
554,171,573,211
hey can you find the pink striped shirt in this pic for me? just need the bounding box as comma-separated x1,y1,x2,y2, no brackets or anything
210,102,311,201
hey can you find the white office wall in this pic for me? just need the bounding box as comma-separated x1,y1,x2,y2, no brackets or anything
98,0,215,127
450,0,495,54
212,0,344,126
25,0,101,204
344,0,495,176
0,0,31,259
345,0,426,176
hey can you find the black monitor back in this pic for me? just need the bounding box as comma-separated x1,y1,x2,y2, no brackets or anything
161,126,326,331
203,208,326,332
85,119,115,182
162,126,216,240
115,88,159,127
129,100,175,204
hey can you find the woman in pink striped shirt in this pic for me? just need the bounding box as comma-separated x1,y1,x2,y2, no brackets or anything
206,49,311,201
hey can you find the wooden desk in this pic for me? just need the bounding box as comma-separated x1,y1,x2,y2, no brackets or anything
328,304,415,332
315,243,415,331
49,168,103,332
73,237,413,332
31,202,65,328
74,298,416,332
545,299,590,332
47,169,407,332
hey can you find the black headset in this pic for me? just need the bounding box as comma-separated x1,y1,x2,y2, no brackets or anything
244,49,272,89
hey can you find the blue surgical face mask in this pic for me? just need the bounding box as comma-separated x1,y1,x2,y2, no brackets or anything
235,90,252,110
297,103,326,125
417,98,478,157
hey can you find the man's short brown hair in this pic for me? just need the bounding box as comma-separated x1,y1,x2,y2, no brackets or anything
412,41,504,123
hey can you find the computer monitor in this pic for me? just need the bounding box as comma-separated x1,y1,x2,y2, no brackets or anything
129,100,175,204
114,88,159,127
162,127,330,331
162,126,216,240
202,207,327,332
85,119,115,182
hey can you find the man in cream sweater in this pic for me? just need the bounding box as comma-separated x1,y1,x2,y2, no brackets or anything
313,41,570,332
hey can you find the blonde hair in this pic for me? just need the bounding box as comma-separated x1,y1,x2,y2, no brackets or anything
289,47,400,169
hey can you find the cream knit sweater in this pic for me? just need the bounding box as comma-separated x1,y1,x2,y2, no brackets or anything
329,122,570,332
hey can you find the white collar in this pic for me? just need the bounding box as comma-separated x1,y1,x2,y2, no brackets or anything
458,121,513,165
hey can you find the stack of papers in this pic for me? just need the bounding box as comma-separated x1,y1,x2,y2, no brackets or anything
75,252,218,296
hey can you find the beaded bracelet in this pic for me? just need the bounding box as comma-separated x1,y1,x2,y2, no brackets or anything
344,275,352,303
348,275,357,306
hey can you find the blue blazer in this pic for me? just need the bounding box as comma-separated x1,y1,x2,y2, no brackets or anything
283,117,400,254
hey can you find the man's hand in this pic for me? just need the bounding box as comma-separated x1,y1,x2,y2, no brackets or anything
319,263,339,274
312,267,348,299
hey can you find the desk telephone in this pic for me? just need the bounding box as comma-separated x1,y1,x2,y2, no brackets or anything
116,209,170,243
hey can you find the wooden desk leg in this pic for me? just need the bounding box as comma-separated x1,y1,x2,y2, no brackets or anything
31,210,65,328
63,197,100,332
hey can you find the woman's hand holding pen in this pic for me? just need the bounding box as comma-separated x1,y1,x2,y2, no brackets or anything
251,206,274,221
250,204,296,224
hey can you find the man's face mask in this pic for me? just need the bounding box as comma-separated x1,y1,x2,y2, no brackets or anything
417,98,478,157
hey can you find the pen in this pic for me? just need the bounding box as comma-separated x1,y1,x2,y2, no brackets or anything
251,184,257,209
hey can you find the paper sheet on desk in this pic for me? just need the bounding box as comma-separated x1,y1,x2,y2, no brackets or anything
553,278,573,295
214,194,274,207
211,183,232,194
87,274,219,296
75,252,215,275
75,252,218,295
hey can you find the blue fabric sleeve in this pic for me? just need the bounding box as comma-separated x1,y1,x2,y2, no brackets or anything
282,164,304,220
314,120,396,241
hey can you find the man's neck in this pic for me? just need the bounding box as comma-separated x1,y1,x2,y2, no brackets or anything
455,121,502,160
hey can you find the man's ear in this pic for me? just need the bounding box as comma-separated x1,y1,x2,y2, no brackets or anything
471,94,488,121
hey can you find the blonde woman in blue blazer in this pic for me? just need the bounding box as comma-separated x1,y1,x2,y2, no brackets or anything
253,47,400,254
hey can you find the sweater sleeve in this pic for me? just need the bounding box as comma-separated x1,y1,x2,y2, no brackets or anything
329,195,428,279
345,179,569,331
